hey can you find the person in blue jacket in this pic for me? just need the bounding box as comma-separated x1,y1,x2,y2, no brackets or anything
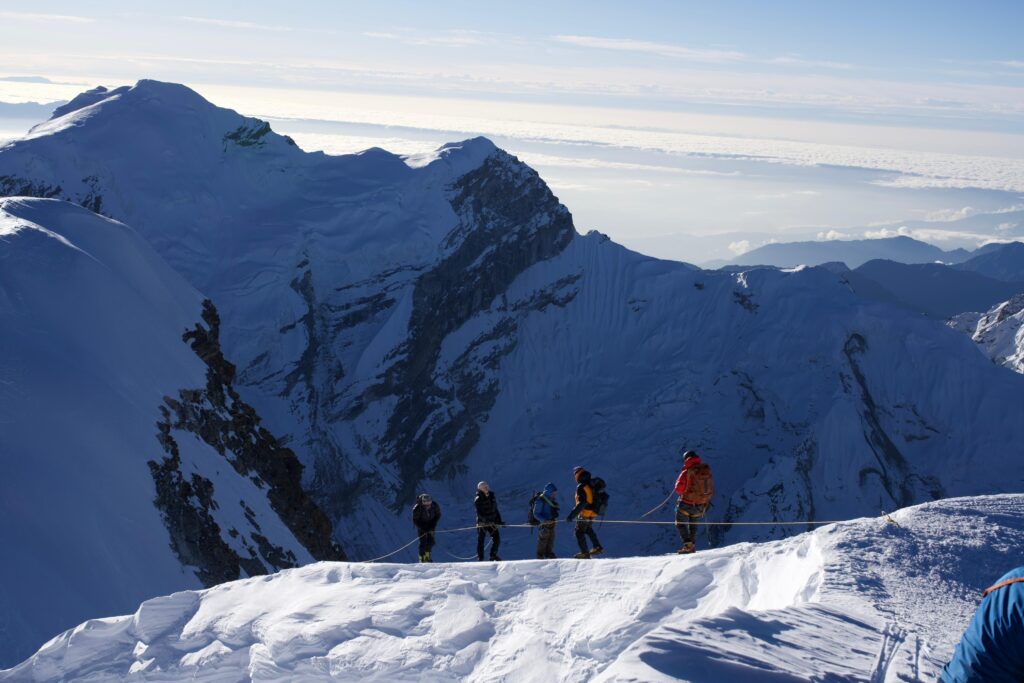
941,566,1024,682
532,483,559,559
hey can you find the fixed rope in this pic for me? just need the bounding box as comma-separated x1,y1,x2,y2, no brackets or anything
357,516,868,563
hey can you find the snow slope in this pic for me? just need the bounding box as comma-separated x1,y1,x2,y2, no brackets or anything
0,198,339,667
949,294,1024,373
3,80,1024,568
6,494,1022,682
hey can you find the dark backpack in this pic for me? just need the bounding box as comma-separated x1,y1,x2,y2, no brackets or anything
527,492,541,526
590,477,609,516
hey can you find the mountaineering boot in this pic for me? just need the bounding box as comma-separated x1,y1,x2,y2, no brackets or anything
677,542,696,554
424,551,433,562
419,553,427,562
490,554,501,562
589,546,604,557
574,551,591,559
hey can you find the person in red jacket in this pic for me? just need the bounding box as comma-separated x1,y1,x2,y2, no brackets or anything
674,450,714,554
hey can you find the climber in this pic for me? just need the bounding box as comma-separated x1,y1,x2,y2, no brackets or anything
567,466,604,559
674,449,714,554
474,481,504,561
530,483,560,559
941,566,1024,681
411,493,441,563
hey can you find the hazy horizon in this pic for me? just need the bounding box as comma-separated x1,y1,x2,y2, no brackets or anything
1,1,1022,262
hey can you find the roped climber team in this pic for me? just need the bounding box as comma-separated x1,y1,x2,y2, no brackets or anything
410,446,715,562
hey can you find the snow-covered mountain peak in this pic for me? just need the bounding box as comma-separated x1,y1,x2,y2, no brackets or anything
48,85,129,120
404,135,498,171
20,78,301,163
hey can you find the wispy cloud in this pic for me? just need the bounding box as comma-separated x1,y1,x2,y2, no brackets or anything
0,11,94,24
862,224,1018,245
754,190,821,200
766,56,853,70
817,229,850,240
363,29,495,47
553,35,859,70
552,35,745,63
178,16,291,32
519,152,741,177
728,239,752,255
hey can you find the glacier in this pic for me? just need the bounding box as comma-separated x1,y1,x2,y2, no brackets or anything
4,494,1022,681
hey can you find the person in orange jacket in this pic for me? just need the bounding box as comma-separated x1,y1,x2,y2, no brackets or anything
566,466,604,558
674,450,714,554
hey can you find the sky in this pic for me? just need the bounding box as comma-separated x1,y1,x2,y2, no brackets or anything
0,0,1023,262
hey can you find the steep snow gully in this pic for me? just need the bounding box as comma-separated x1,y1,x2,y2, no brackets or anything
6,495,1022,682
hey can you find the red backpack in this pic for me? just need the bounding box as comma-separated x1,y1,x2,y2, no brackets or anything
682,463,714,505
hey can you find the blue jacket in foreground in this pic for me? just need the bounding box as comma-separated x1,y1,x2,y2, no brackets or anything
941,566,1024,682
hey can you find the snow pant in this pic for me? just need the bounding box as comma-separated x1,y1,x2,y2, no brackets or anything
676,502,706,546
537,521,557,558
477,524,501,559
574,518,601,554
417,530,435,560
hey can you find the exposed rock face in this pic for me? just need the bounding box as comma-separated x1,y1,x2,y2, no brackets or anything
949,293,1024,373
373,153,576,502
150,300,345,585
842,333,943,506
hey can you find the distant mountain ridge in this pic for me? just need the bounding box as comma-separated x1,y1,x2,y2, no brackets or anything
954,241,1024,282
723,235,971,269
844,260,1024,319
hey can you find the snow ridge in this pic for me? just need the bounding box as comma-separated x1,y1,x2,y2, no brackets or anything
5,494,1021,682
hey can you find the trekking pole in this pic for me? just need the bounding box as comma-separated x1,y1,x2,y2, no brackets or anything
641,491,675,518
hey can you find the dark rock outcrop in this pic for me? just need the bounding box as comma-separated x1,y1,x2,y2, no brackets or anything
373,151,577,503
149,300,344,586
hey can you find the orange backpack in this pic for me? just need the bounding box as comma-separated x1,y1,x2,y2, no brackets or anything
682,463,714,505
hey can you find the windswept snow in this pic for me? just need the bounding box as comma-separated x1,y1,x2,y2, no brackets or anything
5,494,1022,682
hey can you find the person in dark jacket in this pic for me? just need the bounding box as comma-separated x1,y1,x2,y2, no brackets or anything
674,450,713,554
566,466,603,558
941,566,1024,681
532,482,559,559
411,493,441,563
474,481,503,561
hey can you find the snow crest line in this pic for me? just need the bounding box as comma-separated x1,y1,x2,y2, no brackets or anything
358,516,878,563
